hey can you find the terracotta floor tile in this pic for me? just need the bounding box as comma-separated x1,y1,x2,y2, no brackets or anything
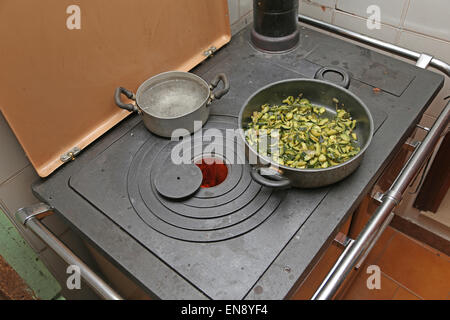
364,226,397,265
343,266,398,300
377,232,450,300
392,286,421,300
292,244,343,300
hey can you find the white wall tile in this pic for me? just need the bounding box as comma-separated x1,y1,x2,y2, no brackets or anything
0,165,40,214
300,0,334,23
398,31,450,66
303,0,336,9
334,11,399,44
230,10,253,36
227,0,240,25
0,112,30,184
336,0,407,27
404,0,450,42
239,0,253,16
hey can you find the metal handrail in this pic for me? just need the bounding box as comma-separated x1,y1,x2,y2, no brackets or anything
15,203,123,300
299,15,450,77
298,13,450,300
312,101,449,300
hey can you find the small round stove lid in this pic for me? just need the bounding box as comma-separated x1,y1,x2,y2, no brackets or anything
154,164,203,199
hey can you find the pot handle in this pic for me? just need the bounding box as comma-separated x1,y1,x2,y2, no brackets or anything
314,66,350,89
209,73,230,100
250,166,291,189
114,87,139,112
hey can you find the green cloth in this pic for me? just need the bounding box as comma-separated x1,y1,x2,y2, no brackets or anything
0,209,61,299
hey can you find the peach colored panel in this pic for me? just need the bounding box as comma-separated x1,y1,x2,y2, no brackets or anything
0,0,230,177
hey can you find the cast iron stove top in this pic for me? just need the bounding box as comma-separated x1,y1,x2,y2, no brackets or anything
69,115,331,299
68,111,385,299
71,116,289,244
33,26,444,299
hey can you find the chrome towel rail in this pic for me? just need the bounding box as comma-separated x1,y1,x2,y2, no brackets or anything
312,101,449,300
298,14,450,300
299,15,450,76
15,204,123,300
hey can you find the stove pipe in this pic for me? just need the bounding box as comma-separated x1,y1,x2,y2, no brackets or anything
250,0,299,53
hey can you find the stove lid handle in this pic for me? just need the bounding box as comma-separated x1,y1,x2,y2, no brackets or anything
250,166,291,189
314,66,350,89
114,87,139,112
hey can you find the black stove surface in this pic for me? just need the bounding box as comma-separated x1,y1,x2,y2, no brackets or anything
71,117,289,243
33,26,444,299
70,115,325,299
69,94,386,300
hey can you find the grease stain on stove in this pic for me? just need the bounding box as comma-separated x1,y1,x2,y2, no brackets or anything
254,285,263,295
283,266,291,273
360,48,372,58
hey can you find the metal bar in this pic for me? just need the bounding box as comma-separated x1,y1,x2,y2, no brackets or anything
354,211,394,269
416,124,431,132
15,204,123,300
312,101,450,300
298,15,450,77
416,54,433,69
312,238,355,299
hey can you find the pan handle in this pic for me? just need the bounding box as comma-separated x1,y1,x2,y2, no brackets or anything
114,87,139,112
209,73,230,100
314,66,350,89
250,165,291,189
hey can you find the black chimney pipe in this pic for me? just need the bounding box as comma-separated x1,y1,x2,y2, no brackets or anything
250,0,299,52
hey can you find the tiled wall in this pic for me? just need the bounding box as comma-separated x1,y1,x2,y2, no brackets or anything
298,0,450,123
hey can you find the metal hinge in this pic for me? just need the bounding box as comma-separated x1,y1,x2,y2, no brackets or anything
60,147,81,163
203,46,217,58
416,53,433,69
371,191,384,204
416,124,431,132
333,232,353,248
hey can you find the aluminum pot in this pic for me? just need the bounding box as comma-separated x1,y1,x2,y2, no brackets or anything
115,71,229,137
238,67,374,188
